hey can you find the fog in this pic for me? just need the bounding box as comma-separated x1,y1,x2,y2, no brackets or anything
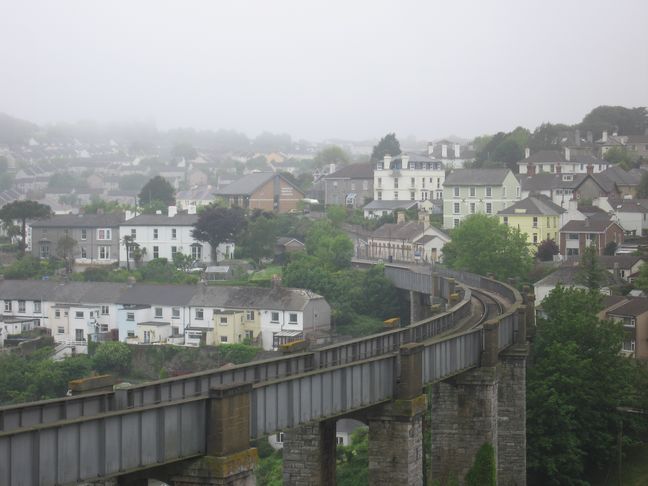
1,0,647,141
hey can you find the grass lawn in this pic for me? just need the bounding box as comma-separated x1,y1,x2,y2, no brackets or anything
250,265,282,281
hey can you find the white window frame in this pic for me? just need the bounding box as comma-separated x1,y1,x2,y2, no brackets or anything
99,246,111,260
97,228,112,241
154,307,163,319
271,311,280,323
195,308,204,320
453,187,460,197
485,187,492,198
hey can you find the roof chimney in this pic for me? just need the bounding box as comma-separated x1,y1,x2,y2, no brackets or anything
271,274,282,288
427,142,434,156
556,164,561,174
441,144,448,158
602,131,608,143
402,154,410,170
574,129,581,147
564,147,570,161
525,147,530,159
419,210,430,230
167,205,177,218
396,211,406,224
587,164,594,175
383,155,392,170
454,144,461,158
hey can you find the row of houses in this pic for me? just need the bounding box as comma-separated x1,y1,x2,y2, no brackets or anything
0,279,331,351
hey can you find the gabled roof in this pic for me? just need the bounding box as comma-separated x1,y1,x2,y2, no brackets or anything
216,172,304,196
31,213,125,228
371,221,425,241
443,169,511,186
116,284,198,306
600,166,643,186
363,200,418,211
0,280,127,303
519,150,566,164
176,186,218,200
597,255,644,270
608,198,648,213
607,297,648,317
188,285,325,311
124,212,198,227
560,218,618,233
498,195,565,216
324,163,373,180
517,173,611,193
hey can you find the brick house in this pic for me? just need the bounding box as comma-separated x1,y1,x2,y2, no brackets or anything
216,172,305,213
602,297,648,360
559,218,624,256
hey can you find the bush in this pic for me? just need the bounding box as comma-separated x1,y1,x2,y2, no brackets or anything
92,342,132,375
218,343,259,364
536,239,559,262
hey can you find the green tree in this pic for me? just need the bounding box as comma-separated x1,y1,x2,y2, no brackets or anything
138,176,175,207
172,250,195,272
527,286,637,485
326,205,347,227
604,146,636,170
575,244,607,291
82,197,129,214
637,172,648,199
0,200,52,255
442,214,532,280
465,443,496,486
337,427,369,485
305,220,353,270
371,133,401,161
56,235,77,274
192,206,247,262
93,342,132,375
313,145,351,168
122,235,136,271
580,105,648,137
536,238,559,262
239,213,278,265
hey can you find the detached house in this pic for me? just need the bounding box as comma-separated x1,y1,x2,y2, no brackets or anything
323,163,373,208
442,169,520,229
31,213,124,265
374,153,445,205
559,218,624,257
603,297,648,360
216,172,305,213
498,194,565,246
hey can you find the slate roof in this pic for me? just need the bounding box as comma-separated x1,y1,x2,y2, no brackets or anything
519,150,566,164
31,213,125,228
601,166,643,186
324,163,373,179
597,255,644,269
0,280,127,303
188,286,325,311
560,218,618,233
176,186,218,200
608,198,648,213
116,284,198,306
607,297,648,317
498,195,565,216
627,134,648,144
216,172,303,196
363,200,418,211
444,169,511,186
602,294,627,309
124,212,198,226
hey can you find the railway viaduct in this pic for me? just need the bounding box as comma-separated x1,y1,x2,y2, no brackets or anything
0,264,534,486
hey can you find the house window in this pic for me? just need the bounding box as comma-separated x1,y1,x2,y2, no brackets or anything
55,310,61,318
276,432,284,443
532,217,538,228
410,191,416,201
4,300,11,312
533,233,538,244
171,246,177,258
18,300,26,313
336,436,344,445
469,187,475,198
192,245,202,260
220,317,228,325
469,203,475,214
75,329,84,341
99,246,110,260
40,244,50,259
101,305,109,315
131,228,137,238
81,247,87,258
97,228,112,240
394,178,399,189
100,324,108,332
454,219,460,228
246,310,255,321
502,187,507,197
567,248,579,256
377,191,382,201
34,301,41,313
485,187,492,198
57,326,64,334
153,246,159,259
486,203,492,214
153,229,159,240
220,336,228,343
154,307,163,318
503,216,508,225
271,312,280,323
377,178,382,187
394,191,399,200
171,228,177,239
289,313,298,324
81,229,87,241
75,311,84,319
410,177,415,187
453,203,460,214
453,187,460,197
568,233,579,240
195,308,204,320
127,312,135,321
172,308,180,319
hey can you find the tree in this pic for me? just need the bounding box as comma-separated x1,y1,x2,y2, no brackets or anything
527,286,637,484
56,235,77,274
122,235,135,271
0,200,52,255
92,342,132,375
192,206,246,262
371,133,401,161
637,172,648,199
604,146,636,170
239,214,278,265
442,214,532,280
336,427,369,485
172,251,195,272
536,239,559,262
313,145,351,168
138,176,175,207
326,205,347,227
575,244,607,290
305,220,354,270
580,105,647,137
83,197,129,215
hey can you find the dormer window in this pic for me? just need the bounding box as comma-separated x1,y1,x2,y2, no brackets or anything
562,174,573,182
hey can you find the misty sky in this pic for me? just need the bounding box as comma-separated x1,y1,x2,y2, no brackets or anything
1,0,647,141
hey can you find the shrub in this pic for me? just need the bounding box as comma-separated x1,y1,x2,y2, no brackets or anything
92,342,132,375
465,443,496,486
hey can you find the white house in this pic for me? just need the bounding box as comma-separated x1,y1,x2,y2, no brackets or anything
120,206,235,266
374,153,445,205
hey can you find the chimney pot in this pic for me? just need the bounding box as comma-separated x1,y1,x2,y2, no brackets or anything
441,144,448,158
525,147,530,159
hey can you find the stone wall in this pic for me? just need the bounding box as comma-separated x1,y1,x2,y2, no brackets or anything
282,420,336,485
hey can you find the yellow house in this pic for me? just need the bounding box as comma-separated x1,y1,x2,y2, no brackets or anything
498,194,565,247
211,309,261,345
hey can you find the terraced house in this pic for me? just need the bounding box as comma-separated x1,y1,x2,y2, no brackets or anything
498,194,565,246
442,168,520,229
